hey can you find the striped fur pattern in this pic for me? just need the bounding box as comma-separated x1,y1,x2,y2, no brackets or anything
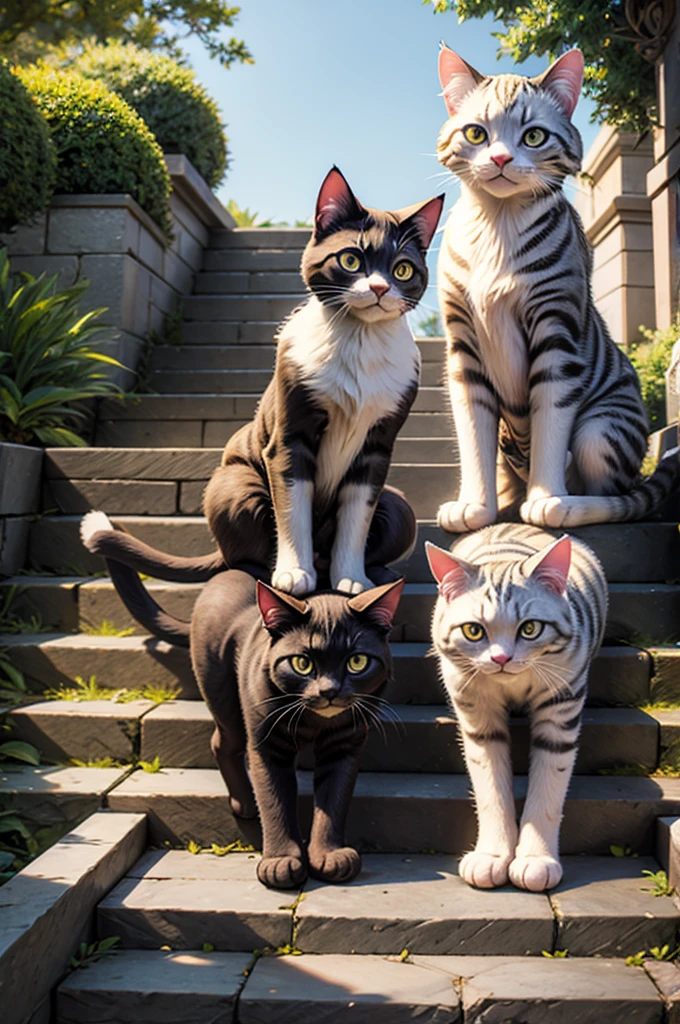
436,46,679,532
428,523,607,891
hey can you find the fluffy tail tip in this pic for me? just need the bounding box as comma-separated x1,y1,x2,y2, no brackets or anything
80,509,114,547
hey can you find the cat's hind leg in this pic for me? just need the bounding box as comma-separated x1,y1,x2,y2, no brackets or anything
203,463,275,575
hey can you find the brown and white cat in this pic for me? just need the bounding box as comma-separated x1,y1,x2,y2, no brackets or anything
435,46,678,533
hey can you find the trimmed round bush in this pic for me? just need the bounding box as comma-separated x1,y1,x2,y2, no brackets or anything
16,65,172,238
73,42,228,189
0,60,55,234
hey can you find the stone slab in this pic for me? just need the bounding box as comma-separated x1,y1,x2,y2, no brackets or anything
153,369,273,394
43,479,178,515
0,575,83,633
183,294,302,323
0,765,129,830
44,448,222,482
411,955,662,1023
656,816,680,890
0,514,29,575
239,953,460,1024
9,699,154,764
0,443,42,515
648,709,680,768
643,960,680,1023
150,346,276,372
210,227,311,249
194,270,304,295
295,854,552,956
95,419,204,449
608,583,680,642
140,701,213,767
0,810,146,1024
98,852,295,950
203,249,304,271
96,395,259,422
650,647,680,703
56,949,250,1024
550,855,680,956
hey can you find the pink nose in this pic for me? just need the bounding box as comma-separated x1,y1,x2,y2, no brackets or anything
490,153,513,169
491,652,511,665
369,281,389,298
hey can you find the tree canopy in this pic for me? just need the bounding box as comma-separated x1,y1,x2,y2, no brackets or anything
0,1,252,67
423,0,657,134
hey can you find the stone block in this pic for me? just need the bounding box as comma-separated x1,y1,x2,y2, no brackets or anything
98,851,295,951
44,448,221,482
0,810,146,1024
183,294,300,323
0,576,82,633
161,247,193,294
651,648,680,704
656,816,680,890
9,255,79,287
0,515,29,575
43,479,179,515
95,419,204,448
1,212,47,254
202,421,251,447
47,206,137,255
179,480,205,514
79,254,139,333
9,699,154,764
140,702,213,768
239,953,460,1024
202,248,303,272
79,580,201,635
644,959,680,1022
0,443,42,515
551,855,680,956
0,765,129,831
56,949,252,1024
137,225,165,277
295,854,553,956
169,194,210,249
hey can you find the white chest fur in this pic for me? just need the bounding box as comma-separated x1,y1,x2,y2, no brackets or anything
280,298,420,497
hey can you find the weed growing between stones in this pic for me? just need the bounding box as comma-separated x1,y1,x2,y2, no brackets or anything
640,869,675,897
610,844,637,857
138,756,163,773
69,936,121,971
626,944,680,967
81,620,135,638
184,838,257,856
0,810,68,885
43,675,178,704
542,950,569,958
69,757,127,769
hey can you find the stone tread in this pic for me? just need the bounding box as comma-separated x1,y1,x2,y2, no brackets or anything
55,949,668,1024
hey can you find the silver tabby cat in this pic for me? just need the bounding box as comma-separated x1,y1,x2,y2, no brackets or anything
427,524,607,891
435,46,678,533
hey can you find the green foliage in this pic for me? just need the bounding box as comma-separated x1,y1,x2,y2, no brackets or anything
0,584,53,634
0,1,252,69
0,59,54,234
0,650,27,705
0,738,40,765
541,949,568,958
640,869,675,897
44,676,179,704
69,756,124,768
610,844,634,857
73,42,228,189
202,941,215,952
187,838,202,854
417,312,443,337
423,1,657,134
138,755,163,773
226,200,270,227
210,839,256,855
0,247,123,447
15,65,172,238
0,808,60,883
627,943,680,966
629,318,680,433
69,935,120,970
81,620,135,638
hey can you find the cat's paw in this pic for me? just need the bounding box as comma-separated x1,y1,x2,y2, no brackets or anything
509,854,562,892
331,568,373,595
257,854,307,889
437,501,496,534
308,846,362,883
272,566,317,596
459,850,513,888
520,496,585,529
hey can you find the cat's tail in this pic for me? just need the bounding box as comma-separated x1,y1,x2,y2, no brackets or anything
80,511,196,647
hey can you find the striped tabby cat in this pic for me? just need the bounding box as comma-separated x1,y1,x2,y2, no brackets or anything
435,46,678,533
427,524,607,891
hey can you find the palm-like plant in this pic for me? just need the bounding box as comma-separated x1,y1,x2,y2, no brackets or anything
0,248,123,446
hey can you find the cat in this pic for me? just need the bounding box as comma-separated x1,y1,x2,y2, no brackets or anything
81,509,403,889
427,523,607,892
435,45,679,533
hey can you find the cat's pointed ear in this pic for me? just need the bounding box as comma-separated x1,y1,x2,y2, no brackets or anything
438,44,485,117
425,541,473,600
347,578,404,630
522,535,571,596
256,581,309,631
314,166,365,238
533,49,583,118
398,195,445,252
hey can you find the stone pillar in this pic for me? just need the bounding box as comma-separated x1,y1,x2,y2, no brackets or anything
575,124,655,348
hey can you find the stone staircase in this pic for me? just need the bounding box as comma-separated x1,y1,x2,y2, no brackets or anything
3,227,680,1021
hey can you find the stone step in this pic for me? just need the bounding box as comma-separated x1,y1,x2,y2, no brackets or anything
183,294,304,323
0,765,128,832
26,515,680,583
105,766,680,854
148,362,444,391
0,631,652,708
181,320,282,344
203,247,304,270
9,700,658,775
193,270,304,294
55,949,665,1024
208,227,312,249
95,850,679,959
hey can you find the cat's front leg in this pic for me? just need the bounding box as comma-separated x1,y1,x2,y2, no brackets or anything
307,723,367,883
438,341,500,533
247,746,307,889
509,672,586,891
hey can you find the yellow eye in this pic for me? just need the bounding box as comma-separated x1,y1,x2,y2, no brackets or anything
519,620,544,640
461,622,485,642
338,251,362,272
523,127,547,148
463,124,488,145
393,261,414,282
347,653,369,674
290,655,314,676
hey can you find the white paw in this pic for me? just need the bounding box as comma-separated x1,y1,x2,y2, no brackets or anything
80,509,114,545
521,496,589,528
437,501,496,534
331,567,373,595
459,850,513,889
509,854,562,891
272,566,317,596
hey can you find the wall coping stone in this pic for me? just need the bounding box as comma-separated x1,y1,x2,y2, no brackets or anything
165,154,235,230
583,194,652,247
48,193,167,248
582,123,654,184
647,136,680,199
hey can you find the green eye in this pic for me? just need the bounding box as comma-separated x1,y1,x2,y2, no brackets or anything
290,655,314,676
338,251,362,272
461,622,485,642
523,127,548,148
463,124,488,145
519,620,544,640
393,261,414,282
347,653,369,674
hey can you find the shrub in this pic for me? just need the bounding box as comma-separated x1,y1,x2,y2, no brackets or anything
73,42,228,189
15,64,172,238
0,60,55,234
0,248,123,447
629,319,680,432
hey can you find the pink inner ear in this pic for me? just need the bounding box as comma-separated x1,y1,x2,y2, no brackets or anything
425,543,469,600
411,195,444,251
540,49,583,118
531,536,571,596
368,579,404,629
256,581,290,629
438,47,479,116
315,167,360,234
